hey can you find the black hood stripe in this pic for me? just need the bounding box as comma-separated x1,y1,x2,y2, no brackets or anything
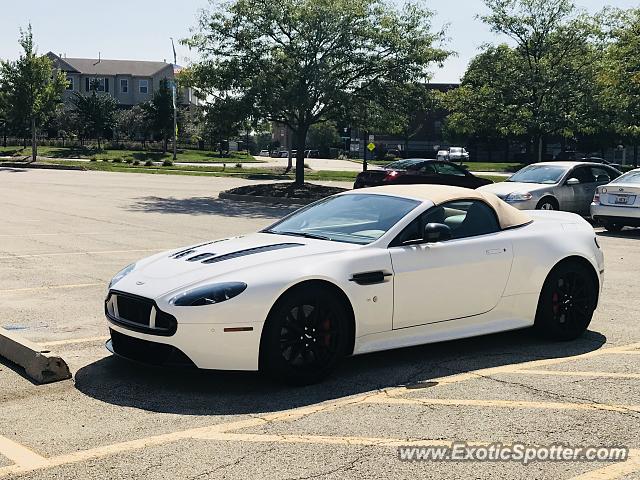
201,243,303,264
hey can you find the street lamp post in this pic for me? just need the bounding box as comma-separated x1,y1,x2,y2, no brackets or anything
170,38,178,161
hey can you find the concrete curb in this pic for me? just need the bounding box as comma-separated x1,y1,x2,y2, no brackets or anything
0,328,71,384
0,162,86,171
218,191,313,206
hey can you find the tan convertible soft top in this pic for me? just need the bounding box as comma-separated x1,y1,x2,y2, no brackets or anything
344,184,532,230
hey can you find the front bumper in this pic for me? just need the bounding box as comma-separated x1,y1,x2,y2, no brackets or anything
107,318,264,371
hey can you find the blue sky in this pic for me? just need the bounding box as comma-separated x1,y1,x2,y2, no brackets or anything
0,0,637,83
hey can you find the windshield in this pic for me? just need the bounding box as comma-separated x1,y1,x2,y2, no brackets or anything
449,147,462,154
507,165,567,184
614,171,640,184
265,194,420,245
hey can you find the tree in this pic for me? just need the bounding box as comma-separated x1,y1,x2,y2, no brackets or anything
307,122,340,157
115,105,150,145
201,96,250,156
184,0,450,185
71,88,118,149
143,79,174,153
382,83,440,157
479,0,603,162
0,25,66,162
600,8,640,165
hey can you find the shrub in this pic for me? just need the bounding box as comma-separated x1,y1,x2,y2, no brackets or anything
133,160,140,166
101,158,109,162
162,159,173,167
235,162,243,169
144,160,154,166
125,159,133,164
112,158,122,163
90,157,97,162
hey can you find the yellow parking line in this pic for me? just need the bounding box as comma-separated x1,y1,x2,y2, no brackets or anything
0,436,47,469
570,449,640,480
363,396,640,413
0,248,166,260
40,336,109,347
197,432,491,447
504,369,640,380
0,393,385,477
0,283,103,294
383,342,640,397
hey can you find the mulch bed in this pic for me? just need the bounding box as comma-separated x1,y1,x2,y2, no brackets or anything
224,182,347,201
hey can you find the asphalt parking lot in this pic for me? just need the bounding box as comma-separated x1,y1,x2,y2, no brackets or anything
1,168,640,480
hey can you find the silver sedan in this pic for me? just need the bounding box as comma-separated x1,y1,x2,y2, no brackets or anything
479,161,622,214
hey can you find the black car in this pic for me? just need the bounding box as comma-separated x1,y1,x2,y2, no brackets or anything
353,159,493,189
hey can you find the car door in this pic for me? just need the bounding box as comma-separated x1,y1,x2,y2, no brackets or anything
563,166,597,214
389,200,514,329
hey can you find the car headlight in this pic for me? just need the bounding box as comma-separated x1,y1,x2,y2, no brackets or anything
505,192,533,202
170,282,247,306
109,263,136,289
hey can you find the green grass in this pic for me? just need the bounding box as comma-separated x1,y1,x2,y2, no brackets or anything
0,146,260,163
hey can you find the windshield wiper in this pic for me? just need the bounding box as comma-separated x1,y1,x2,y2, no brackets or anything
265,230,331,241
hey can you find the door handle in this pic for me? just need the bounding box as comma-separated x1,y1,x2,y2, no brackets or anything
486,248,506,255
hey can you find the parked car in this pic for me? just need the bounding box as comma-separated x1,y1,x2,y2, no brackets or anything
305,150,320,158
448,147,469,163
353,159,492,190
436,150,450,161
105,185,603,384
278,151,289,158
591,168,640,231
258,150,270,157
479,161,621,214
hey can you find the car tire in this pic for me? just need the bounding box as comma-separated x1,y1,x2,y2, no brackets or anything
260,286,350,385
533,261,597,341
536,198,558,211
603,221,624,232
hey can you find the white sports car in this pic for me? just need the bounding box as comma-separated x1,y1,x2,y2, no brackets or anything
105,185,604,384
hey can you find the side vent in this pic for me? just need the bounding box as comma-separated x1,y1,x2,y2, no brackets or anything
186,253,216,262
202,243,302,264
170,242,214,259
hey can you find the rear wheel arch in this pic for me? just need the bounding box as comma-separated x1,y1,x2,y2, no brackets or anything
259,280,356,363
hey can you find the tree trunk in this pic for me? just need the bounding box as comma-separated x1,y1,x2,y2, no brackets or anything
363,130,368,172
31,117,37,163
634,144,638,168
537,136,544,163
294,127,308,186
163,137,167,154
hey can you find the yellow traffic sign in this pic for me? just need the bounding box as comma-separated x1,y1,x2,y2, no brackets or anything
367,142,375,152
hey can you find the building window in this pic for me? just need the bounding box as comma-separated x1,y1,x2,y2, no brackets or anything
86,77,107,92
120,79,128,93
139,79,148,94
66,76,73,91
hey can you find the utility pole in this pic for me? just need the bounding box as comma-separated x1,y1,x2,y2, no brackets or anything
170,38,178,161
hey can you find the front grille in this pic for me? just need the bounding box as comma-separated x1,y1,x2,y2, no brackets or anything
116,295,152,326
106,291,177,336
109,329,195,367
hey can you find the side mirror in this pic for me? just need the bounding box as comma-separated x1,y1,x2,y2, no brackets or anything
566,178,580,186
423,223,452,243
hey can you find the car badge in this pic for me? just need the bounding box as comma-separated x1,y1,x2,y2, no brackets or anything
136,281,145,285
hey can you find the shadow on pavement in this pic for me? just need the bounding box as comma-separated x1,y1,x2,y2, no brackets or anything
74,329,606,416
126,196,297,218
597,228,640,239
0,167,28,173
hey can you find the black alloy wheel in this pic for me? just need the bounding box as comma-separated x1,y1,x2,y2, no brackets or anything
261,287,350,385
534,262,597,340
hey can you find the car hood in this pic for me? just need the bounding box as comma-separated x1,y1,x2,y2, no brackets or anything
479,181,553,198
110,233,359,298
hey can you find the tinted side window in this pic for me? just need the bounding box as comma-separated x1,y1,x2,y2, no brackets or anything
434,162,466,177
570,167,595,184
390,200,500,245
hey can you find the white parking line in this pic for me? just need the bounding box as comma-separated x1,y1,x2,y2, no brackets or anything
0,436,47,469
39,336,110,347
0,283,103,294
0,248,167,260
